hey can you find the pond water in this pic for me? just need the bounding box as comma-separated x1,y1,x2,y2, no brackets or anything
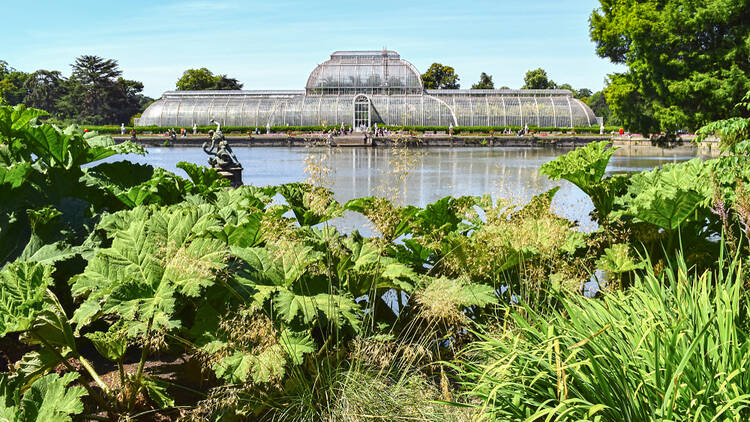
103,145,710,233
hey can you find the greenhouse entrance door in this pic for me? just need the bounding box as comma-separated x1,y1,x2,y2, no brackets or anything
353,95,370,131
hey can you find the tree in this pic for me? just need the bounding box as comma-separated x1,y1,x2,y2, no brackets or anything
63,55,122,123
472,72,495,89
0,61,29,106
214,75,243,90
23,70,65,114
59,55,150,124
176,68,243,90
587,90,619,126
421,63,460,89
576,88,593,99
557,83,574,92
590,0,750,134
522,68,555,89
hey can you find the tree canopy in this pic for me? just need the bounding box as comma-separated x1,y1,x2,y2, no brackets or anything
522,68,555,90
472,72,494,89
590,0,750,134
0,56,151,124
176,68,243,91
421,63,460,89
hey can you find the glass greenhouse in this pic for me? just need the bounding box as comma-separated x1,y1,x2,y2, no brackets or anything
137,50,601,128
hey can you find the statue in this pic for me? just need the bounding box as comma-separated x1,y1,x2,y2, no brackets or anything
203,119,243,187
203,119,242,170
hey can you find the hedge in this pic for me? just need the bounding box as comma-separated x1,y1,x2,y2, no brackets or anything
82,124,620,135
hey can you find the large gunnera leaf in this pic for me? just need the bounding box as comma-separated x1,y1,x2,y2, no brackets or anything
71,207,227,334
540,141,615,189
0,372,86,422
616,158,709,230
540,141,626,218
0,262,54,337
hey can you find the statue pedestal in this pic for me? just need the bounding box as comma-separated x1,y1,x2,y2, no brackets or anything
217,167,243,188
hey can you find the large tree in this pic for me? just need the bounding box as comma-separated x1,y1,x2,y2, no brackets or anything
421,63,460,89
60,55,150,124
472,72,495,89
176,68,243,90
590,0,750,133
23,70,65,114
522,68,555,90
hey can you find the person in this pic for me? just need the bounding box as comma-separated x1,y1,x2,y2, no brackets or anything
449,123,454,136
181,128,186,137
619,128,624,136
120,123,126,135
130,129,137,142
193,123,198,135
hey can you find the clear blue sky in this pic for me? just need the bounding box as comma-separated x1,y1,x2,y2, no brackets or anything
2,0,624,98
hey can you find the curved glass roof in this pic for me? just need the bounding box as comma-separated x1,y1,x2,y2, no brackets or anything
305,50,423,95
136,50,602,128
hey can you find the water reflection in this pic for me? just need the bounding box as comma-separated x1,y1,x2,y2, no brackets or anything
103,146,707,233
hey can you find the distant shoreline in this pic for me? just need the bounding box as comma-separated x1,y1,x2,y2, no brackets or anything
112,134,718,156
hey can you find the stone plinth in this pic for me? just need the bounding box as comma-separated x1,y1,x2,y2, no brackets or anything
217,167,243,188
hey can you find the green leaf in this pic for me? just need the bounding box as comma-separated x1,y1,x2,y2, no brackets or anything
0,262,54,337
277,183,342,226
540,141,616,192
278,329,316,365
540,141,626,218
84,322,128,362
0,372,87,422
177,161,230,192
597,244,644,274
140,377,175,409
618,158,708,229
0,163,31,189
72,207,226,334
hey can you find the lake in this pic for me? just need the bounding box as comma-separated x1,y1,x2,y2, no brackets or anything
103,145,709,233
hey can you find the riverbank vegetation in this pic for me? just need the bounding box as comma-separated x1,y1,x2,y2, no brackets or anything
0,101,748,421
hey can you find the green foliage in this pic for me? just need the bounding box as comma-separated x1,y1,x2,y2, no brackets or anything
277,183,342,226
421,63,460,89
0,262,54,337
175,68,243,91
71,206,228,334
458,252,750,420
596,243,643,274
616,158,709,230
1,57,151,125
471,72,494,89
540,141,626,220
0,373,86,422
591,0,750,133
522,68,555,90
84,322,127,362
3,102,749,420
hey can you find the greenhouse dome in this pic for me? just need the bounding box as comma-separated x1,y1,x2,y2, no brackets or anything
137,50,601,128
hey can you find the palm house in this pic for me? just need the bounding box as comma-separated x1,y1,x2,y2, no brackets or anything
137,50,600,129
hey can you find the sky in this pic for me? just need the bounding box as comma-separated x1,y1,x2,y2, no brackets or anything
2,0,624,98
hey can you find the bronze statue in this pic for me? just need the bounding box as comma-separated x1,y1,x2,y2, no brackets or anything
203,119,242,170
